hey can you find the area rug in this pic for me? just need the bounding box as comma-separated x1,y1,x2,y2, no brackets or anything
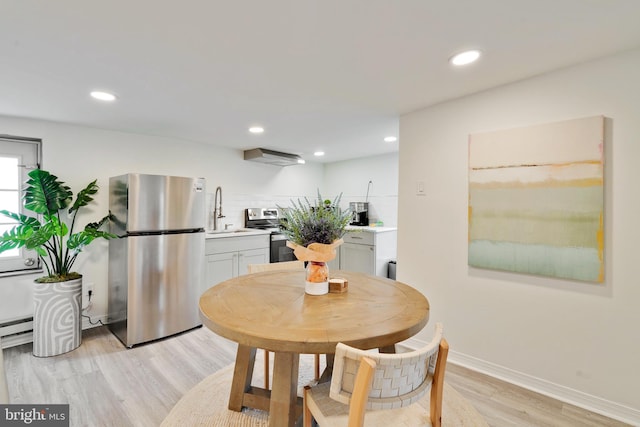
162,354,488,426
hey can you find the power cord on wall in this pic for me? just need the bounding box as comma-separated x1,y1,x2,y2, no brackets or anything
82,290,105,326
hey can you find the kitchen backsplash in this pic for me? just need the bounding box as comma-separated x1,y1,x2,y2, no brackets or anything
351,195,398,227
206,192,398,230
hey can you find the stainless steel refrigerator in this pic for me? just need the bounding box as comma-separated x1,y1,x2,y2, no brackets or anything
107,173,206,347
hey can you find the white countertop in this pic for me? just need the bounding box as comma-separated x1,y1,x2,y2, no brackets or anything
346,225,397,233
205,228,271,239
205,226,396,239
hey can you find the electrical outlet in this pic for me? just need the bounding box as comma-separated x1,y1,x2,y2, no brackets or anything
85,282,94,296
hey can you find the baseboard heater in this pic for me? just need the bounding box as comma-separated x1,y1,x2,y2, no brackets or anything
0,318,33,349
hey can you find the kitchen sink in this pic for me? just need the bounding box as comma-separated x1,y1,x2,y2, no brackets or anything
207,228,253,234
205,228,271,238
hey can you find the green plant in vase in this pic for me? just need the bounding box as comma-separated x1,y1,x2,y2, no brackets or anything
0,169,115,281
279,191,350,295
0,169,115,357
279,192,351,248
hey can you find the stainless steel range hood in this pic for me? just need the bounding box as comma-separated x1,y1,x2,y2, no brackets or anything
244,148,305,166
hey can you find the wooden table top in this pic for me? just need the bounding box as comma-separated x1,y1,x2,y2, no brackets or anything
199,270,430,354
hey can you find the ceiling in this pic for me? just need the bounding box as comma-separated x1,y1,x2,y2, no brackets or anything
2,1,640,163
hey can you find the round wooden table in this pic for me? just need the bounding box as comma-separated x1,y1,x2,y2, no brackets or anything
199,270,430,427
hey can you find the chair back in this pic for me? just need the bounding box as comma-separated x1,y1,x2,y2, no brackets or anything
247,260,304,274
330,323,444,411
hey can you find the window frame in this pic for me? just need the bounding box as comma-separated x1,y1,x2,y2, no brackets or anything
0,135,43,277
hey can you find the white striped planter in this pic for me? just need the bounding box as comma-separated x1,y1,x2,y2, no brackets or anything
33,277,82,357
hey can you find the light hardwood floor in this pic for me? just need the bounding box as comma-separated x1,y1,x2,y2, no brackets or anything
2,326,629,427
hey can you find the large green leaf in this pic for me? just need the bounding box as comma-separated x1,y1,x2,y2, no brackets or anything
0,210,41,252
0,210,41,230
25,227,53,250
67,228,115,252
41,215,68,238
0,226,34,251
69,179,98,214
85,214,114,231
24,169,72,216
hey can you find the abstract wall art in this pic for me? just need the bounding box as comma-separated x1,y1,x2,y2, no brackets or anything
468,116,604,282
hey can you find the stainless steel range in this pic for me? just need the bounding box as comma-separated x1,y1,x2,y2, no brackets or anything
245,208,295,263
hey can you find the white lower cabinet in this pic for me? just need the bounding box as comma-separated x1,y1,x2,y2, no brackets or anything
206,252,235,287
327,250,340,272
205,234,269,288
338,228,397,277
340,242,375,275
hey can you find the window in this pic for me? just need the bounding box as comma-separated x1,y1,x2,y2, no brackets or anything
0,136,41,275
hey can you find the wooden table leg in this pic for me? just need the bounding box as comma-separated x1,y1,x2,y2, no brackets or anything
229,344,257,411
318,353,335,384
269,352,299,427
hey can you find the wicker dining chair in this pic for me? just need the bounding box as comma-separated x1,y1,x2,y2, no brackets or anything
247,261,320,389
303,323,448,427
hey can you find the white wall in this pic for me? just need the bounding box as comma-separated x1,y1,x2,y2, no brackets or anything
398,48,640,423
0,116,398,342
0,116,323,323
323,152,399,226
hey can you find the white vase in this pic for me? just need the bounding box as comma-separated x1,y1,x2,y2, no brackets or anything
33,277,82,357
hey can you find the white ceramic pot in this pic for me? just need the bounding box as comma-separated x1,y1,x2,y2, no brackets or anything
32,277,82,357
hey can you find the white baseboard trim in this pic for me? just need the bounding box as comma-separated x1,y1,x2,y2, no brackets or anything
400,338,639,426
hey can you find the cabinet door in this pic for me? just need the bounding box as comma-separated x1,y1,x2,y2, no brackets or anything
327,246,340,271
340,243,375,275
238,248,270,275
206,252,238,288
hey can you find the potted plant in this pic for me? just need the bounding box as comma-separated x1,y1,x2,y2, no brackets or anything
0,169,114,357
279,192,351,295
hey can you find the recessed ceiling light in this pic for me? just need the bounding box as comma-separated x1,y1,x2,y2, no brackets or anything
384,136,397,143
90,91,117,101
450,50,481,66
297,159,306,164
314,151,325,157
249,126,264,134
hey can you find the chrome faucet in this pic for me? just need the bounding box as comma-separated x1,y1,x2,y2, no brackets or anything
213,186,225,230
